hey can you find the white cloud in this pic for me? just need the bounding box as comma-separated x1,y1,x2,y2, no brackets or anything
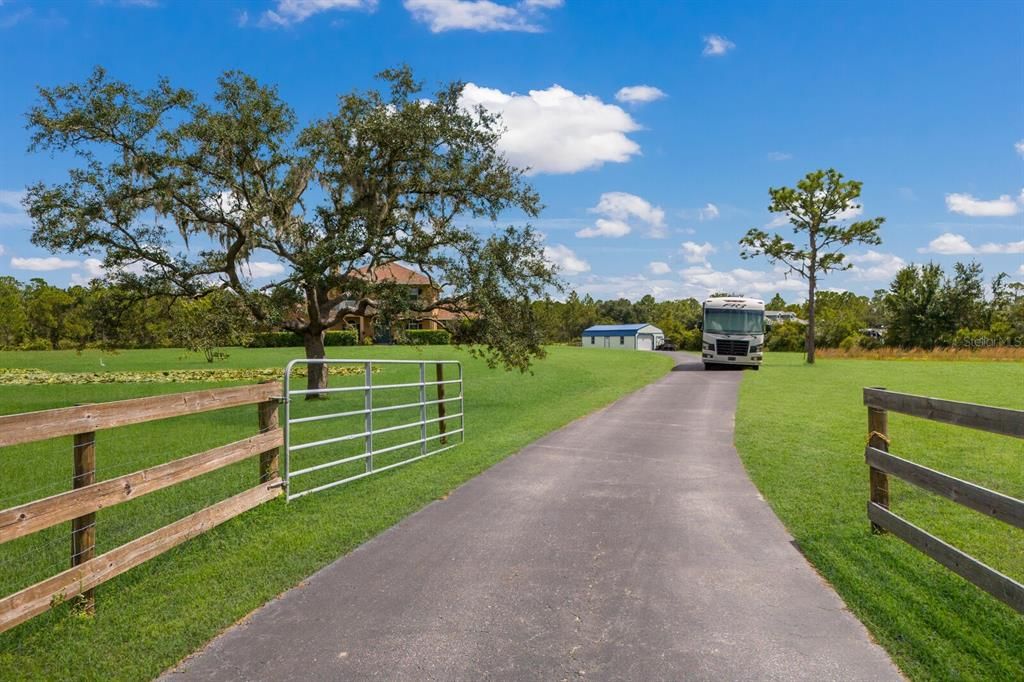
259,0,375,27
614,85,666,104
945,191,1020,217
681,265,803,296
0,189,29,228
918,232,1024,255
575,273,687,301
460,83,641,174
544,243,589,275
0,8,32,29
69,258,109,285
11,256,79,271
702,34,735,56
576,218,631,239
849,250,906,281
836,203,864,221
404,0,561,33
82,258,106,278
766,151,792,161
0,190,24,210
577,191,666,238
919,232,974,255
0,245,5,256
698,203,719,221
980,240,1024,254
680,241,716,264
764,200,862,228
243,261,287,279
648,261,671,275
1019,264,1024,275
1016,140,1024,158
593,191,665,227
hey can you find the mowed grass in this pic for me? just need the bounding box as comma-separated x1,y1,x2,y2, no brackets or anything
734,353,1024,681
0,345,674,681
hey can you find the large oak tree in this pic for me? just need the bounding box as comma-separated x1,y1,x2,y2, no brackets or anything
25,66,558,392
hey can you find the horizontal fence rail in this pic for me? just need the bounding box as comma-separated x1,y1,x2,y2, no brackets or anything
0,382,284,634
0,383,282,448
863,387,1024,439
0,483,278,633
863,387,1024,613
283,359,464,501
865,446,1024,530
867,502,1024,613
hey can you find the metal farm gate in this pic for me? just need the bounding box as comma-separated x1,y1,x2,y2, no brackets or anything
281,359,464,501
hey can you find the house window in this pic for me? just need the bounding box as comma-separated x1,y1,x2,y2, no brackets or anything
406,320,422,331
590,337,596,345
407,286,421,301
619,336,625,345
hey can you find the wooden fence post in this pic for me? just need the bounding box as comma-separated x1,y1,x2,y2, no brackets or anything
257,398,280,484
436,363,447,445
868,387,890,534
71,430,96,614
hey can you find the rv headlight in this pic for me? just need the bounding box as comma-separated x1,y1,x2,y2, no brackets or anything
751,343,763,352
703,342,714,351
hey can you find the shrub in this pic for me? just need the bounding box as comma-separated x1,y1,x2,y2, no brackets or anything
246,331,304,348
324,330,358,346
18,338,51,351
766,321,805,352
403,329,452,345
247,330,358,348
679,328,702,351
839,334,862,351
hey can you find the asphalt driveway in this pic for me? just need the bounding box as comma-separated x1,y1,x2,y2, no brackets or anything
166,353,900,681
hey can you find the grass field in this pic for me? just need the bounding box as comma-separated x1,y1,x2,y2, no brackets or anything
0,345,674,681
734,353,1024,681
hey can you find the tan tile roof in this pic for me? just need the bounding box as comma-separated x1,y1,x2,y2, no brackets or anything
357,262,431,286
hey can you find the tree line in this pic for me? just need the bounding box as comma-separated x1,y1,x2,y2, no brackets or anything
1,258,1020,354
530,260,1023,352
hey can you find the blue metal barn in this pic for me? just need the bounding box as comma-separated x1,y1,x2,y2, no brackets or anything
581,323,665,351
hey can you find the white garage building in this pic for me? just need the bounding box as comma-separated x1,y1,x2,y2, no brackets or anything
581,323,665,351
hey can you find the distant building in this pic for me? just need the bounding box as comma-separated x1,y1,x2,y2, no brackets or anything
330,262,463,343
765,310,807,326
581,324,664,351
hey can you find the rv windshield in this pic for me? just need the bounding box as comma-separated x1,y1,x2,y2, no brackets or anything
704,309,764,334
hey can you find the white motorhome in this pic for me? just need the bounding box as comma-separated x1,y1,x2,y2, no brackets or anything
700,297,765,370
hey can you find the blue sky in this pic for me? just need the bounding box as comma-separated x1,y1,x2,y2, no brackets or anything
0,0,1021,301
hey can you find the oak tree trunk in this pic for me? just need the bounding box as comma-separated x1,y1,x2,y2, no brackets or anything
303,328,329,399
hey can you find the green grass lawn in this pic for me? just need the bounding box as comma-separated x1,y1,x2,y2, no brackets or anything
735,353,1024,681
0,345,673,680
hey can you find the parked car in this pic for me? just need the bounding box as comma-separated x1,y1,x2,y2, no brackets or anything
656,341,677,351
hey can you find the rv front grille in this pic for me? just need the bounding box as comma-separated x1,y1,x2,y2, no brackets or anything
715,339,749,356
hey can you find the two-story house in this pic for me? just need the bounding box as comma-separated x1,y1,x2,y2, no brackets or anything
334,262,461,342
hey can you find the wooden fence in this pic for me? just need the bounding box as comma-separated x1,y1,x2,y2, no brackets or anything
864,387,1024,613
0,382,284,633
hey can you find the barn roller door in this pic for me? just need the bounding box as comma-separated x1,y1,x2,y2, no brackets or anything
637,334,654,351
